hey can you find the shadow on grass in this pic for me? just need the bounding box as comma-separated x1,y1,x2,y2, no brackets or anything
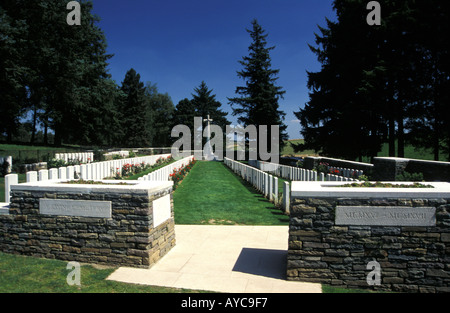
266,206,290,223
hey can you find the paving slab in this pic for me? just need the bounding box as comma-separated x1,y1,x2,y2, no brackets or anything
107,225,322,293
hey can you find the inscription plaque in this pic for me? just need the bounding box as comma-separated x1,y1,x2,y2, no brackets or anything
335,206,436,226
40,199,112,218
152,194,171,228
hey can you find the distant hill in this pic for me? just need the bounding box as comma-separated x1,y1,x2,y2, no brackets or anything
282,139,319,157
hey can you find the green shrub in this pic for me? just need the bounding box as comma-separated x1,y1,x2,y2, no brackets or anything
358,174,369,182
396,171,424,182
47,158,67,169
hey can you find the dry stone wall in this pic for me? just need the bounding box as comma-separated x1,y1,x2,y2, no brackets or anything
287,196,450,293
0,182,175,268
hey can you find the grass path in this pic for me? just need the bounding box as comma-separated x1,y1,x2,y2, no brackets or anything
173,161,289,225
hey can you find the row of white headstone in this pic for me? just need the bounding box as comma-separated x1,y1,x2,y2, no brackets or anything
252,160,360,182
138,155,195,181
251,160,319,181
224,157,280,204
328,166,364,179
54,152,94,163
1,154,172,204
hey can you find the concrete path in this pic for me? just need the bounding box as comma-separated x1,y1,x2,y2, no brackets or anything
107,225,322,293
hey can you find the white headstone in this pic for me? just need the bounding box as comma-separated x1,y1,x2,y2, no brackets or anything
26,171,38,183
38,170,48,181
283,181,290,214
5,174,18,203
59,167,67,180
49,168,58,180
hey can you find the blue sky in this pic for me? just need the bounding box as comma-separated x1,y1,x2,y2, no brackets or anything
91,0,337,139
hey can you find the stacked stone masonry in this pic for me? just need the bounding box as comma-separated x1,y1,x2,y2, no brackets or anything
287,197,450,293
0,186,175,268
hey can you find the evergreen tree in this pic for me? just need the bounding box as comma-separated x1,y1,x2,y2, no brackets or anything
172,98,197,150
191,81,229,146
295,0,450,161
0,2,29,142
119,68,150,147
294,2,386,160
228,19,288,159
145,82,175,147
0,0,121,147
173,98,196,129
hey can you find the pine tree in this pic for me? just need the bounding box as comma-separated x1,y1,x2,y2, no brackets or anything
296,0,450,161
173,98,196,129
0,2,29,142
119,68,150,147
228,19,288,160
191,81,229,145
0,0,121,147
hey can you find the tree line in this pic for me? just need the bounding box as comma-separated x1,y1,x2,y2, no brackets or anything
1,1,287,156
0,1,226,148
295,0,450,161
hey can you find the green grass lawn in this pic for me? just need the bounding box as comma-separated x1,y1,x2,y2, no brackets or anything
0,252,204,293
0,143,82,165
173,161,289,225
361,141,448,162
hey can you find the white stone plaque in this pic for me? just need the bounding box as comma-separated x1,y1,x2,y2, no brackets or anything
335,206,436,226
152,194,171,228
40,199,112,218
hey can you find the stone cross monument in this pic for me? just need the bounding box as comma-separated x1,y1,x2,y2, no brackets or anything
203,115,215,160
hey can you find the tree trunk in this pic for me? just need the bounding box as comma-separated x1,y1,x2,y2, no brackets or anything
433,118,440,161
43,115,48,145
388,117,395,157
30,106,37,144
397,114,404,158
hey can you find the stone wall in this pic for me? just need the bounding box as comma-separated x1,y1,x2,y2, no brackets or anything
304,156,450,182
287,195,450,293
372,157,450,182
0,181,175,268
303,156,374,174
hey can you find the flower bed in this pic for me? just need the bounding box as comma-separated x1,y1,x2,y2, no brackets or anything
338,181,434,188
113,156,173,179
169,158,196,190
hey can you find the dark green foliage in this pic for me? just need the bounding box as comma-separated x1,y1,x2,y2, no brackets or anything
395,171,424,182
118,68,150,147
145,82,175,147
296,0,450,161
0,1,134,147
172,81,229,147
191,81,229,130
173,98,196,130
228,19,288,158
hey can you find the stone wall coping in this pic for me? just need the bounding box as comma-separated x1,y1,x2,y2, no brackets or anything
10,179,173,195
291,181,450,198
307,156,374,167
373,156,450,165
